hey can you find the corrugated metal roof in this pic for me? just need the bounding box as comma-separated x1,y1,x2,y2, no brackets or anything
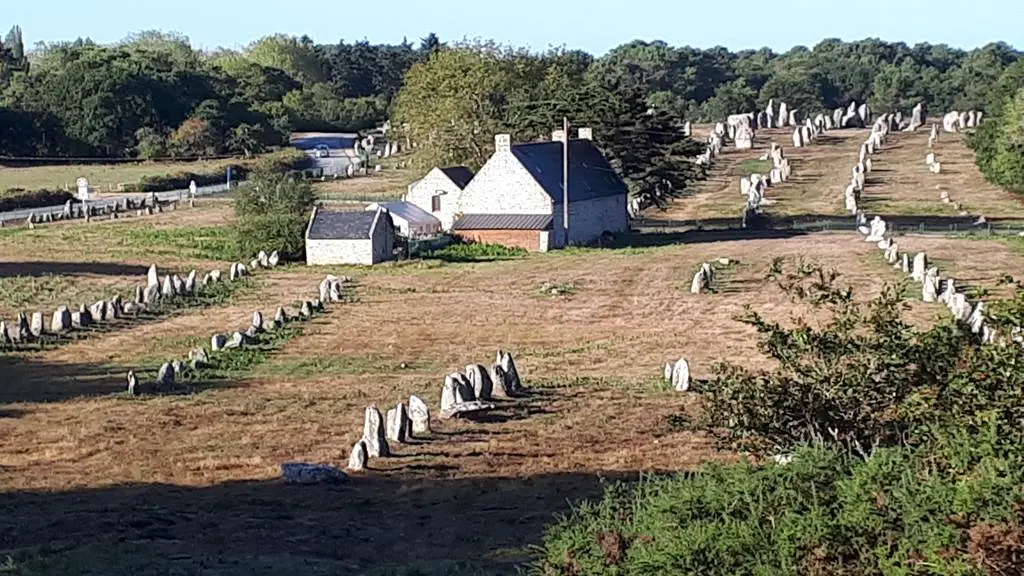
366,202,441,226
439,166,475,189
451,213,553,231
510,139,629,203
307,210,377,240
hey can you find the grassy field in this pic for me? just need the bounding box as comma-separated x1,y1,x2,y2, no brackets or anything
653,125,1024,221
2,124,1024,574
0,158,240,192
313,167,417,203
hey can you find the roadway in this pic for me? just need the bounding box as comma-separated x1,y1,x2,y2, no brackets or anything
0,183,230,225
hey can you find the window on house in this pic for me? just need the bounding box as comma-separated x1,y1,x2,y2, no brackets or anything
431,194,442,212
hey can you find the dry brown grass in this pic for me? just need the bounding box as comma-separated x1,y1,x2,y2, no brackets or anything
0,158,240,192
652,125,1022,221
2,124,1024,574
313,168,418,202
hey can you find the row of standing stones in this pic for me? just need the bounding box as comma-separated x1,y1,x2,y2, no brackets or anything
282,350,527,484
127,271,345,396
17,193,187,231
0,250,280,349
849,115,1023,347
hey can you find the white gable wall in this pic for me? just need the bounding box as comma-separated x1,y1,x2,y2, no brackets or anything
306,238,375,265
550,194,630,247
458,150,552,216
405,168,464,231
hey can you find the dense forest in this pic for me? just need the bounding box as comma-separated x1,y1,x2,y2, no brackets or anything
0,25,1020,161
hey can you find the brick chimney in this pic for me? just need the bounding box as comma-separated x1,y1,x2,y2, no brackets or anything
495,134,511,152
551,129,567,143
577,127,593,140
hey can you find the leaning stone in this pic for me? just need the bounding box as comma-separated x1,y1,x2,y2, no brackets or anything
127,371,138,396
362,406,390,458
440,400,497,420
385,403,410,444
408,395,430,435
51,306,71,333
347,440,368,471
281,462,348,484
211,334,228,351
466,364,493,400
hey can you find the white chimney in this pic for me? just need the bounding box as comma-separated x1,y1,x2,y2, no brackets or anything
494,134,511,152
577,127,593,140
551,129,567,143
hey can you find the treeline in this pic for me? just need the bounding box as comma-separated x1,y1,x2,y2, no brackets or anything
1,26,1020,162
0,28,439,158
970,59,1024,193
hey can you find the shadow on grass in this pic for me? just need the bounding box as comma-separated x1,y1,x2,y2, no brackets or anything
0,470,646,575
0,261,150,278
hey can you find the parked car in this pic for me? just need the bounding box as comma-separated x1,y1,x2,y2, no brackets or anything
314,145,331,158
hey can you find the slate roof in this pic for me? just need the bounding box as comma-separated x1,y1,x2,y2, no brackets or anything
307,210,379,240
510,140,628,203
451,213,553,231
439,166,475,190
366,202,440,227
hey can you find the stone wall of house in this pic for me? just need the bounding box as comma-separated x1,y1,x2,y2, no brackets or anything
458,151,552,216
550,194,630,247
405,168,464,231
454,229,543,252
306,238,375,265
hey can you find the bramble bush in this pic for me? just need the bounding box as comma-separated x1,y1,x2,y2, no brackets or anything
536,258,1024,575
233,164,316,261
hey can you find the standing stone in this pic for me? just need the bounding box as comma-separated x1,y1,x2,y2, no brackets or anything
274,307,287,327
110,296,123,319
147,265,159,288
251,311,264,332
161,275,175,298
900,253,910,274
74,304,93,328
778,102,789,127
171,275,184,295
229,263,240,281
127,371,138,396
885,243,899,265
15,313,30,342
923,270,939,303
299,301,314,319
441,376,458,411
134,285,144,304
734,125,754,150
209,269,222,283
189,347,210,369
792,128,804,148
498,350,522,393
51,306,71,333
156,362,176,389
449,373,475,403
268,251,280,267
225,331,245,349
939,279,956,305
211,333,228,351
347,440,368,471
0,321,9,346
258,250,270,268
249,259,260,271
466,364,493,400
911,253,927,282
362,406,390,458
671,358,691,392
385,403,410,444
184,271,197,295
409,395,430,435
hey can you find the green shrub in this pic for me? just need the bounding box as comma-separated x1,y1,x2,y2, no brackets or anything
251,148,312,175
536,432,1024,576
0,187,74,212
425,240,527,262
119,164,247,193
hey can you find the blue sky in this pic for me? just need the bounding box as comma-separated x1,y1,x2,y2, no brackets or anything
6,0,1022,55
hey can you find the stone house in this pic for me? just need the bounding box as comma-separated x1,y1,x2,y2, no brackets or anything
305,207,395,266
404,166,475,231
451,129,630,252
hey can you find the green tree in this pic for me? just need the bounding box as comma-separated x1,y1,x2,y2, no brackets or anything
234,163,316,260
246,34,324,86
135,126,170,159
